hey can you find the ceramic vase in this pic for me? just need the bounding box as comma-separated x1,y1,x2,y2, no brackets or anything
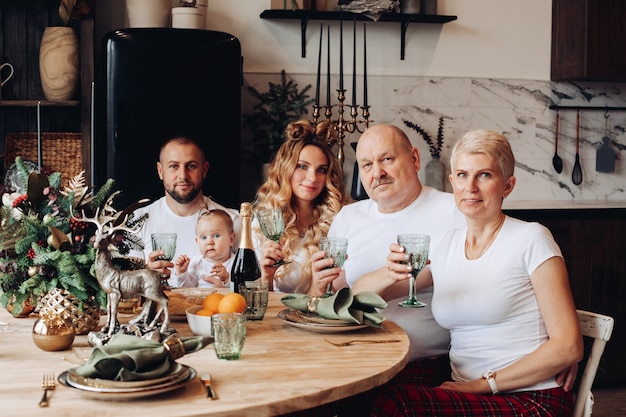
126,0,171,28
350,142,368,200
425,156,446,191
421,0,437,14
39,27,79,101
400,0,421,14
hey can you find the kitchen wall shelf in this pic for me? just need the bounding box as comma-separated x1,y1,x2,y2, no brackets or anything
0,0,94,183
260,10,457,60
0,100,79,107
549,105,626,112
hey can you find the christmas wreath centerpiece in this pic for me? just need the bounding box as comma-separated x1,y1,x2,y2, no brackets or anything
0,157,145,320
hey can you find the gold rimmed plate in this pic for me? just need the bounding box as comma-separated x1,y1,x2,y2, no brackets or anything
58,365,196,400
278,309,368,333
66,363,187,390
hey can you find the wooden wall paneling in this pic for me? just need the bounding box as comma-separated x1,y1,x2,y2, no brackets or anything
25,0,50,100
0,0,86,179
505,209,626,386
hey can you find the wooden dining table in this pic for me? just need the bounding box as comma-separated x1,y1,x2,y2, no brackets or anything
0,291,409,416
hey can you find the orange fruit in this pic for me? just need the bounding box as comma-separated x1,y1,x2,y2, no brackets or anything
195,309,214,317
217,292,247,314
202,293,224,314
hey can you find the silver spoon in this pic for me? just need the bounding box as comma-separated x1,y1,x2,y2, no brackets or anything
572,109,583,185
552,110,563,173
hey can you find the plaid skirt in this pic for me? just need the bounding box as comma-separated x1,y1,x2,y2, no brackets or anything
370,355,575,417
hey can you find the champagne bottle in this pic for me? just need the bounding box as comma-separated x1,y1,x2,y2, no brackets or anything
231,202,261,293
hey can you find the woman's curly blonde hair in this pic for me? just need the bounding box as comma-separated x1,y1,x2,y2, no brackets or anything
254,119,349,293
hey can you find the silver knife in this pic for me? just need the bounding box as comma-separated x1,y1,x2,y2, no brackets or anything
200,373,218,400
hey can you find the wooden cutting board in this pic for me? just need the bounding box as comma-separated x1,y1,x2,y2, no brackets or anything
596,137,616,173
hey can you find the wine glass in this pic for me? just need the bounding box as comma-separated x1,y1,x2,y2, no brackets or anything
319,237,348,297
397,234,430,308
151,233,177,285
256,208,290,267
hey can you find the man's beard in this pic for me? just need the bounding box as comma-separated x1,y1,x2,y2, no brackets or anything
165,183,202,204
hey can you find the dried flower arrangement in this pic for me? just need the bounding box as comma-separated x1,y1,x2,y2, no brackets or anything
58,0,93,26
402,117,445,159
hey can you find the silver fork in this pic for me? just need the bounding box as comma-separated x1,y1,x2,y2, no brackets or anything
38,373,55,407
323,338,402,347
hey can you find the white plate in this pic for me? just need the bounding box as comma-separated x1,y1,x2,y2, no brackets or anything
277,309,368,333
66,363,187,390
58,365,196,401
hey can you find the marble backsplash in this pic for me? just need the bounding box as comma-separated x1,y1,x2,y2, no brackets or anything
242,74,626,204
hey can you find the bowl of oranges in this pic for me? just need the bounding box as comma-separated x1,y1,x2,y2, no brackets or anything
186,292,247,337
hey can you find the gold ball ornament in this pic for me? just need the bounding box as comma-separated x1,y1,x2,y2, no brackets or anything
32,313,76,351
28,266,40,277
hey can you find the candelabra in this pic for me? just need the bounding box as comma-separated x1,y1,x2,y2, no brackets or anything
311,92,371,166
311,19,372,168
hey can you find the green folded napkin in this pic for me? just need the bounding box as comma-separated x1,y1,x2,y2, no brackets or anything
281,288,388,327
73,334,212,381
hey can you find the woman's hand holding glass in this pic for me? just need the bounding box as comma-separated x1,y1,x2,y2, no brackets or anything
310,250,343,297
256,208,291,267
319,237,348,297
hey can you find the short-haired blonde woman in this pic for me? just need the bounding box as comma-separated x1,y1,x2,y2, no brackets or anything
373,129,583,417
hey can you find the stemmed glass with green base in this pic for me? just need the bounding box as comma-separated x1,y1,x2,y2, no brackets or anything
151,233,177,286
319,237,348,297
397,234,430,308
256,208,291,267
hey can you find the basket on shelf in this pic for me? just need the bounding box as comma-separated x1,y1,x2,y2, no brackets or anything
1,132,83,182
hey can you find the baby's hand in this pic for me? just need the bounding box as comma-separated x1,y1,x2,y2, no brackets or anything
174,255,190,275
212,263,229,282
201,273,226,288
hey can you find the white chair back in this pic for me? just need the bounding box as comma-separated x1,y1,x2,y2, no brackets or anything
572,310,614,417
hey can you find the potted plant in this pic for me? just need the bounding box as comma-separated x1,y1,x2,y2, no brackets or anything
243,70,314,166
403,117,447,191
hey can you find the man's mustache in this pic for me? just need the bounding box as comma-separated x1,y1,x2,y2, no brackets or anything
372,178,394,188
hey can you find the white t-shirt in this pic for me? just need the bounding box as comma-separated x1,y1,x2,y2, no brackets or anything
328,186,465,361
177,254,235,288
431,217,562,392
130,196,241,287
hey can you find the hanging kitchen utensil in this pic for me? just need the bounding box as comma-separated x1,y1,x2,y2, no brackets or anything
552,110,563,173
572,108,583,185
596,111,616,173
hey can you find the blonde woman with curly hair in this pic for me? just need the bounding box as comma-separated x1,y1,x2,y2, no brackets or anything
253,119,350,294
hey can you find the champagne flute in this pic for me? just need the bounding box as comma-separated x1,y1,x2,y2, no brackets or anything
397,234,430,308
256,208,290,267
151,233,177,286
319,237,348,297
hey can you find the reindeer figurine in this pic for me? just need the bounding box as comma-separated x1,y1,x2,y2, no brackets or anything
77,208,170,337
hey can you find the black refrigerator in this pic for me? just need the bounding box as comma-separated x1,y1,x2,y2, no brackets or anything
96,28,242,209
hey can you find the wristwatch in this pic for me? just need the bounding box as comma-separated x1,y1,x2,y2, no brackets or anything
482,370,500,394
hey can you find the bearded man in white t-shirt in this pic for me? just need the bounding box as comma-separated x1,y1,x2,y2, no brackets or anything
131,136,241,287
